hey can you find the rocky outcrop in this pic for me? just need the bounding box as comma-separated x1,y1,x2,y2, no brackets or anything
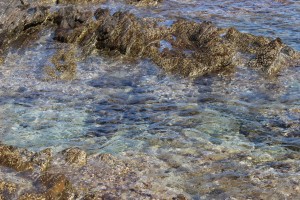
0,0,56,60
93,8,299,77
0,1,299,78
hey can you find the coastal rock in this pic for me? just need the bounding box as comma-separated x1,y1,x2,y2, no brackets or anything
0,1,53,55
0,144,33,172
62,147,87,166
40,173,75,199
126,0,162,6
56,0,106,4
0,180,17,200
45,47,77,80
94,9,298,77
0,0,298,77
53,6,93,43
94,9,234,77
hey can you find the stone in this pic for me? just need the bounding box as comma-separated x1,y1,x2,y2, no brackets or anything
0,144,33,172
56,0,106,4
125,0,162,6
45,47,77,80
62,147,87,166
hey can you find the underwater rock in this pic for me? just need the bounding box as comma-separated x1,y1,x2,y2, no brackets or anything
61,147,87,166
1,143,300,199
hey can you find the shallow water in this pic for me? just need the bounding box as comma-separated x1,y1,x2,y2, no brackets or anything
0,0,300,198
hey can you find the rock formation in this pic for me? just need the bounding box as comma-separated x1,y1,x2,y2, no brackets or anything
0,0,299,78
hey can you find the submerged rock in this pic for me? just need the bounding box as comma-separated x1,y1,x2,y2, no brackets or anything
0,143,185,199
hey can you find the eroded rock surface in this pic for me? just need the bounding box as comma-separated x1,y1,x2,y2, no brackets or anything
93,9,299,77
0,0,299,78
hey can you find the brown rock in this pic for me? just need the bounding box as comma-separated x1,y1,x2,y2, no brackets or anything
0,144,33,172
56,0,106,4
40,173,73,199
62,147,87,166
126,0,162,6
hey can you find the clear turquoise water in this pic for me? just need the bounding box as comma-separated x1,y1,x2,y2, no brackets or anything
0,0,299,198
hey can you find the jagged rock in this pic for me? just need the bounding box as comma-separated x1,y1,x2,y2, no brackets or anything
0,1,53,55
31,148,53,171
94,9,234,77
94,9,299,77
95,10,162,57
53,6,93,43
62,147,87,166
254,38,284,75
1,0,297,78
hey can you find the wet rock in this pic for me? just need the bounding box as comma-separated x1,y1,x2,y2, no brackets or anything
224,27,270,54
53,6,93,43
0,180,17,200
94,9,235,77
56,0,106,4
94,9,298,77
0,57,4,65
31,148,53,171
126,0,162,6
253,38,284,75
1,0,298,77
95,10,161,57
173,194,188,200
45,47,77,80
0,144,33,172
0,1,54,55
62,147,87,166
40,173,75,199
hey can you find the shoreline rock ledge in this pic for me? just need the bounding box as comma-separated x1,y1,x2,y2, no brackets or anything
0,0,299,78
